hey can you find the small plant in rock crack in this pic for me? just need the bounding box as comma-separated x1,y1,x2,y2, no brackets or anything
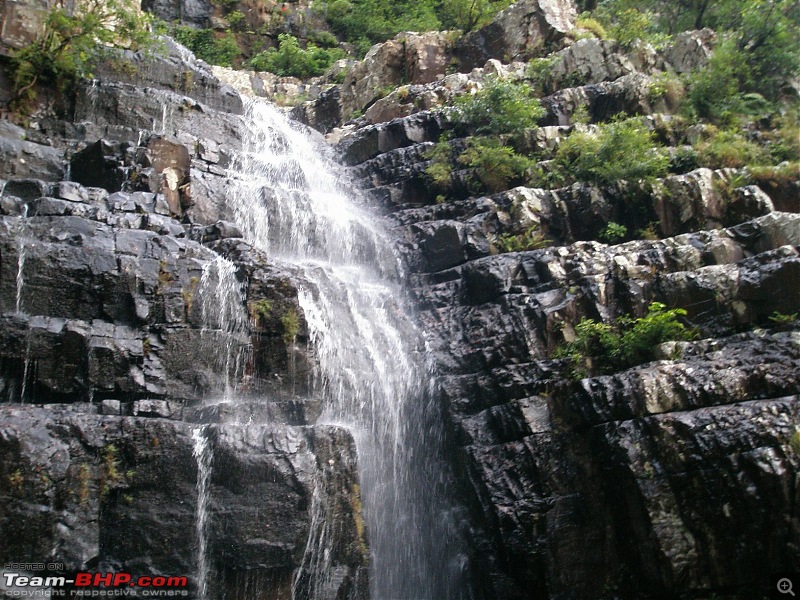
555,302,697,378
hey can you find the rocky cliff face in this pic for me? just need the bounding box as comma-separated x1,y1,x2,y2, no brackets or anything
324,6,799,599
1,0,799,598
0,34,367,600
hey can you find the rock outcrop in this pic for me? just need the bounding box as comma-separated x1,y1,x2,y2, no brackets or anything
0,25,368,600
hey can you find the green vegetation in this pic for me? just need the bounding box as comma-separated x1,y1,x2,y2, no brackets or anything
599,222,627,243
769,311,798,330
425,140,456,190
574,14,607,39
248,34,345,78
281,309,300,344
453,77,546,136
557,302,697,377
172,27,240,67
320,0,440,56
439,0,512,33
526,56,559,96
694,127,770,169
318,0,508,55
459,138,533,193
495,225,550,253
552,117,670,186
249,299,274,323
10,0,155,108
101,443,124,496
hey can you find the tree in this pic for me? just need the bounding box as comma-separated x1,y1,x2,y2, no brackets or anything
10,0,155,107
440,0,511,33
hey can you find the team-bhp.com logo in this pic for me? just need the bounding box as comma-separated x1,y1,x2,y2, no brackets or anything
3,569,189,597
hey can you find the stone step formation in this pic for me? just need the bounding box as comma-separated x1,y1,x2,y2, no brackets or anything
0,0,798,598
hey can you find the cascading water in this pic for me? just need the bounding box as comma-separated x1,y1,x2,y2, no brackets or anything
192,426,213,600
228,99,472,599
15,205,29,315
198,255,250,400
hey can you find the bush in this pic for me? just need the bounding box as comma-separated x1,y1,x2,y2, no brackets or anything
248,34,344,78
173,27,240,67
574,14,607,39
593,2,668,49
320,0,440,56
526,56,559,96
599,222,627,243
440,0,511,33
424,140,456,190
694,127,770,169
10,0,155,107
557,302,696,377
458,137,533,193
495,225,550,253
453,77,545,136
553,117,669,185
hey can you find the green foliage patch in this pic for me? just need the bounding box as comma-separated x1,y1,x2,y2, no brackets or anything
173,26,240,67
248,34,345,78
557,302,697,377
10,0,156,108
552,117,670,186
453,77,546,136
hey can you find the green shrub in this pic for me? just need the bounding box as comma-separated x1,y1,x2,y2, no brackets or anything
425,140,456,190
173,27,240,67
526,56,559,96
574,14,607,39
10,0,155,108
308,30,340,48
453,77,545,136
248,34,345,78
320,0,440,56
553,117,670,185
439,0,511,33
594,3,668,49
694,127,770,169
557,302,696,377
459,137,533,193
495,225,550,253
227,10,247,31
599,222,627,243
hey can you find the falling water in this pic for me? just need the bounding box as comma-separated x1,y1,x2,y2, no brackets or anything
197,256,250,400
15,205,29,315
192,426,213,600
229,99,471,599
15,242,26,315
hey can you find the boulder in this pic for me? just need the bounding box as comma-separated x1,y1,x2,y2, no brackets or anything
455,0,577,70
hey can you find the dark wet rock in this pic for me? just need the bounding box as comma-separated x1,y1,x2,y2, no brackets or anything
0,405,367,599
389,203,800,597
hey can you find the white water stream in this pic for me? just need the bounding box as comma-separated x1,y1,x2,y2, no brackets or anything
224,99,472,599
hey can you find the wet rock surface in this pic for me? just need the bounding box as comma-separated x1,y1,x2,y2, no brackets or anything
0,34,367,600
333,28,800,595
1,0,798,597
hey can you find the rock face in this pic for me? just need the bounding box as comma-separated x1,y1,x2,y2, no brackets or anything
455,0,577,69
334,26,800,597
2,1,799,599
0,30,367,600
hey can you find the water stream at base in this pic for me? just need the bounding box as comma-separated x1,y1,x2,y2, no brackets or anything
192,426,213,600
226,99,472,599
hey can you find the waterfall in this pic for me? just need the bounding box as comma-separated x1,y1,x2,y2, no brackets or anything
229,99,471,599
197,255,250,400
192,426,213,600
15,205,29,315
